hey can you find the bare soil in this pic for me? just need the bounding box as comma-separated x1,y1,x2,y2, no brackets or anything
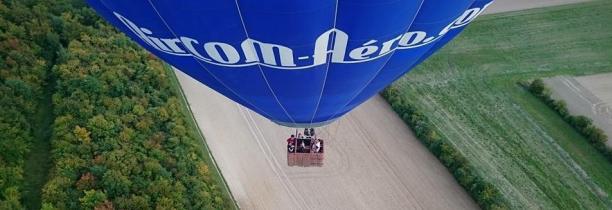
545,74,612,148
176,70,476,209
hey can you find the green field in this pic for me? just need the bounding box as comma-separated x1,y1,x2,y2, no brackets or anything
391,1,612,209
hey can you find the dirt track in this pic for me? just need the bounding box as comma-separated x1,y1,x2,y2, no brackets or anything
545,74,612,148
175,1,589,209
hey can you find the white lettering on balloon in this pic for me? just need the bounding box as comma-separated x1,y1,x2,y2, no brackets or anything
113,2,492,70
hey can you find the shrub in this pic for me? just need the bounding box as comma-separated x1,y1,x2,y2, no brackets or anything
528,79,546,96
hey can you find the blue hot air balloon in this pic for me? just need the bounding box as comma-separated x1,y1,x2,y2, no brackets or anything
87,0,494,128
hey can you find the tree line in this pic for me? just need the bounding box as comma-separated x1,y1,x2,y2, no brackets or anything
382,87,508,210
526,79,611,162
0,0,231,209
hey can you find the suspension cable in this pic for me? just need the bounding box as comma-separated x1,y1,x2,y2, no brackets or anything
233,0,298,126
321,0,426,124
308,0,340,128
121,0,279,121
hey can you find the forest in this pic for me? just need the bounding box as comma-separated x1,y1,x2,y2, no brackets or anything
0,0,230,209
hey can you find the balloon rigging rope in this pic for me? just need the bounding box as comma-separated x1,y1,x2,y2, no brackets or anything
116,0,279,121
307,0,340,128
233,0,299,126
321,0,427,124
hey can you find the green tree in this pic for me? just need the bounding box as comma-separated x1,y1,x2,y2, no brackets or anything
0,187,24,210
79,190,107,210
528,79,546,96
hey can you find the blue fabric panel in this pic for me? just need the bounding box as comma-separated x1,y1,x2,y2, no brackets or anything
88,0,494,126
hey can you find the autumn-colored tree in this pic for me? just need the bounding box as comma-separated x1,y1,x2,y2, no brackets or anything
73,126,91,144
75,172,95,191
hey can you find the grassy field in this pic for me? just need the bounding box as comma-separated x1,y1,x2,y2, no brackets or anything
391,1,612,209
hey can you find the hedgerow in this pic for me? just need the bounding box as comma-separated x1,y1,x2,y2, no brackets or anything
526,79,611,162
382,87,508,210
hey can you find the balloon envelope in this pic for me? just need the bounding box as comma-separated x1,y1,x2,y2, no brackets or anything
88,0,494,127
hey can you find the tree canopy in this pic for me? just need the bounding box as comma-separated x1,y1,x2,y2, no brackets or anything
0,0,230,209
